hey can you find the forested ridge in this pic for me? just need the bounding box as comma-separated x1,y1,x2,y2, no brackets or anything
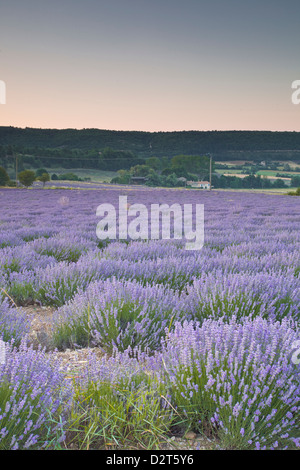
1,126,300,162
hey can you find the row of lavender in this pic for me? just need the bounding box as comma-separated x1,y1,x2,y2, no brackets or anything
0,188,299,449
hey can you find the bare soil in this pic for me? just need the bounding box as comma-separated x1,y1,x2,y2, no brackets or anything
22,305,219,450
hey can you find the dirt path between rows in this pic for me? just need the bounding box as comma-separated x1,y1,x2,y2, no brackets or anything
21,305,218,450
22,305,104,370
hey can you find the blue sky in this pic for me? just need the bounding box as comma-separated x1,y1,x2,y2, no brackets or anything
1,0,300,131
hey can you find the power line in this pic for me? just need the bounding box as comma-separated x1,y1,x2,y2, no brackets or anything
4,154,143,162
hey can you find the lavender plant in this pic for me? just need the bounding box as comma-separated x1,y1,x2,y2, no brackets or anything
51,278,180,352
183,271,300,324
156,316,300,449
0,298,30,344
0,337,73,449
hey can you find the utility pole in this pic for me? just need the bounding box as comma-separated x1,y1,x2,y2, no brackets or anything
15,153,18,188
209,154,212,191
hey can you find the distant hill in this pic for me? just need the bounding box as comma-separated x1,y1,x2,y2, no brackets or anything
1,126,300,162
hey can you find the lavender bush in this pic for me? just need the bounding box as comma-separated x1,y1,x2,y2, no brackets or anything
156,316,300,449
0,337,73,449
71,315,300,449
51,278,180,352
183,271,300,324
0,298,30,344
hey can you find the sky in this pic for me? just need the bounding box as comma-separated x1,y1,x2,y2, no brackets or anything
1,0,300,132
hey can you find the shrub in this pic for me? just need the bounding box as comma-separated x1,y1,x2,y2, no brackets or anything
157,316,300,449
0,298,30,344
287,187,300,196
18,170,36,188
58,173,79,181
0,338,73,449
183,271,300,324
0,167,10,186
35,168,49,178
51,278,179,352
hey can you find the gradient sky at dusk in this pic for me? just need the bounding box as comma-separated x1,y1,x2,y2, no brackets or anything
1,0,300,132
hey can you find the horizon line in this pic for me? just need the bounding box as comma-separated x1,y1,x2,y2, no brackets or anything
1,125,300,134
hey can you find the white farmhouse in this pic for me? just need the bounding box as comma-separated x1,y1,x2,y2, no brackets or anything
187,180,211,189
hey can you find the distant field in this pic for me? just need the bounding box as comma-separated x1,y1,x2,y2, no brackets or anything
215,160,300,169
215,169,244,174
43,168,117,182
215,187,298,194
215,161,254,166
215,164,300,185
256,170,282,176
256,169,300,176
221,172,292,183
28,180,298,195
277,160,300,169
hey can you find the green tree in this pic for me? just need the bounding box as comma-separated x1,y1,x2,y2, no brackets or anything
171,155,212,180
130,165,151,177
291,175,300,187
38,172,50,187
35,168,49,178
146,169,162,186
0,166,10,186
58,173,79,181
147,157,161,171
273,178,286,188
287,187,300,196
18,170,36,188
111,169,131,184
161,156,170,170
165,173,179,187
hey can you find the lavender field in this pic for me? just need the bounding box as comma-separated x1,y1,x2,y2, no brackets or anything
0,187,299,450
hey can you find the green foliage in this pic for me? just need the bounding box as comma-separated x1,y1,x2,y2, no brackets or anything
58,172,79,181
130,164,151,177
99,147,143,171
5,281,35,306
51,312,90,350
37,172,50,186
51,298,174,353
67,377,173,450
146,157,161,170
212,173,290,190
2,129,300,168
0,381,40,449
111,169,131,185
0,166,10,186
164,352,298,450
18,170,36,187
35,168,49,177
291,176,300,187
171,154,212,179
288,187,300,196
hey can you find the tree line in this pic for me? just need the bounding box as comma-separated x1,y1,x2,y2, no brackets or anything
1,126,300,161
0,145,143,172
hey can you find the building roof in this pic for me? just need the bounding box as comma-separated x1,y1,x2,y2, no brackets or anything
130,176,148,180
